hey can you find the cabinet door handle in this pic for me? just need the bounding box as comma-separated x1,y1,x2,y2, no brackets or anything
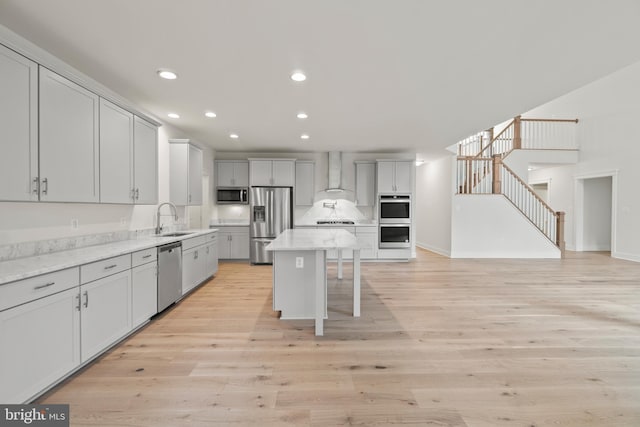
76,293,81,311
83,291,89,308
41,178,48,195
194,250,198,260
188,194,192,203
135,188,140,200
32,177,40,194
104,264,117,270
131,188,136,200
33,281,55,290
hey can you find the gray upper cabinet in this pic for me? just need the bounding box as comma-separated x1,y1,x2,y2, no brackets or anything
295,161,315,206
0,44,38,202
377,160,413,194
355,161,375,206
39,67,99,202
1,42,157,205
216,160,249,187
250,159,295,187
133,117,158,204
170,140,203,206
99,100,157,204
99,98,134,204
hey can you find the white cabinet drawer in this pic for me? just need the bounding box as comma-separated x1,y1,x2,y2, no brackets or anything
131,247,157,267
0,267,79,312
182,235,206,250
81,254,131,284
205,231,219,242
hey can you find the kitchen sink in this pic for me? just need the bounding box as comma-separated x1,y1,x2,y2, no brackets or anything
158,232,194,237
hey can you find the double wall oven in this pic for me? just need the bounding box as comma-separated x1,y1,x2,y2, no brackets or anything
378,195,411,249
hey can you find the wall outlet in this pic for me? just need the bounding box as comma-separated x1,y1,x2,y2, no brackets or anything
295,257,304,269
71,219,79,229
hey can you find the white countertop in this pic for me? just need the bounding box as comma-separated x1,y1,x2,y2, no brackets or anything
295,219,377,227
209,219,250,226
0,229,217,286
266,229,360,251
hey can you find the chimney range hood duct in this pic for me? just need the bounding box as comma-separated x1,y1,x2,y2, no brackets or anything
326,151,344,192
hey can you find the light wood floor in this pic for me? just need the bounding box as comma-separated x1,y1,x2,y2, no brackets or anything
38,250,640,426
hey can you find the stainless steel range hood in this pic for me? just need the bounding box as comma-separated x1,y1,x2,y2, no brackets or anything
325,151,344,192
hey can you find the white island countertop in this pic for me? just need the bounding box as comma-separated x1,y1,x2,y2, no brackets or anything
266,228,360,251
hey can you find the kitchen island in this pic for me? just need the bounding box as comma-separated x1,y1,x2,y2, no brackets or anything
266,228,361,336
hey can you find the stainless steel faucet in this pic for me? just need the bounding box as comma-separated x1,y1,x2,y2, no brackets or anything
156,202,178,235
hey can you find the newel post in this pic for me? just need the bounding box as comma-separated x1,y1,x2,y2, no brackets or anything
492,155,501,194
513,115,522,150
556,211,566,255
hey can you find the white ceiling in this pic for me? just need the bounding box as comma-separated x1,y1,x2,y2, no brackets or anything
2,0,640,159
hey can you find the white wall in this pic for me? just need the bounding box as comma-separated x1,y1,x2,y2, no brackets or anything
415,156,453,256
451,195,560,258
504,149,578,179
523,59,640,262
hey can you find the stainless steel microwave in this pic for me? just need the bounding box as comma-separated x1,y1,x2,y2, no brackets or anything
216,187,248,204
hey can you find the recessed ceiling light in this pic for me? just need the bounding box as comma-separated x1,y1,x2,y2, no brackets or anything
290,71,306,82
300,134,310,140
167,113,180,119
157,69,177,80
230,133,239,139
205,111,217,118
297,112,308,119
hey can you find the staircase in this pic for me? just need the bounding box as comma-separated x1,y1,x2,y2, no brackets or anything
455,116,578,255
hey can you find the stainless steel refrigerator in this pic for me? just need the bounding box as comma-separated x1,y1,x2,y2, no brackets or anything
250,187,293,264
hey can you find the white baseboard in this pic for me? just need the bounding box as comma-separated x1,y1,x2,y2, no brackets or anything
416,241,451,257
612,251,640,263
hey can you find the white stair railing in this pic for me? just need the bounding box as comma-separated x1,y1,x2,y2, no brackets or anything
498,162,559,245
456,157,493,194
457,116,579,159
454,116,575,251
521,118,579,150
455,157,565,250
457,130,489,157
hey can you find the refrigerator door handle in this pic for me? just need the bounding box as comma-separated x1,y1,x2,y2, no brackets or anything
267,188,275,237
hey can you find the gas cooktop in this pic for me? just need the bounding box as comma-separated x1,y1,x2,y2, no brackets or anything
316,220,355,225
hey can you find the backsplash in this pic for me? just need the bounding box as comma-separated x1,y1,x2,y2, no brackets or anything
0,227,175,262
297,199,368,223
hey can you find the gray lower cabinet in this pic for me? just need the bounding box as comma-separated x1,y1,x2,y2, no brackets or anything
79,263,132,362
326,227,355,260
0,234,214,403
356,227,378,259
182,245,201,295
217,226,249,259
0,286,80,404
131,248,158,328
182,232,219,295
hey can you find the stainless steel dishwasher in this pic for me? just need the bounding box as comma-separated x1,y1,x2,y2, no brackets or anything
157,241,182,312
